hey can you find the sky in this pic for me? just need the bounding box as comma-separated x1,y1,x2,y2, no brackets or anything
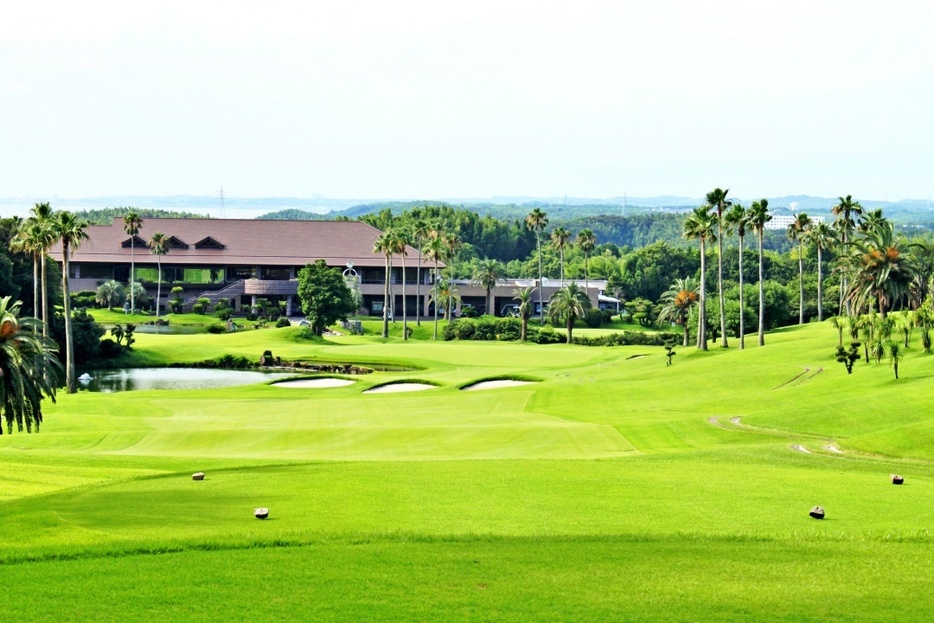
2,0,933,204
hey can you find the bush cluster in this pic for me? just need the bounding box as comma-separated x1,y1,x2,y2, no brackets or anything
442,317,563,344
571,331,680,347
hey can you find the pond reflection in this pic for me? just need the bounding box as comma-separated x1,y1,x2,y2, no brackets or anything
77,368,292,393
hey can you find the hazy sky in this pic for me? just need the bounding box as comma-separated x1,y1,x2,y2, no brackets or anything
2,0,932,202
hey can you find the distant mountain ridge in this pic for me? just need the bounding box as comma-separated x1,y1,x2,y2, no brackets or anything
3,194,932,221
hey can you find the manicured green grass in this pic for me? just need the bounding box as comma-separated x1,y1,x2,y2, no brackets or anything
2,320,934,621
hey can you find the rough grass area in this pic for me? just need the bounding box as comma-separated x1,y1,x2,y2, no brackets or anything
2,320,934,621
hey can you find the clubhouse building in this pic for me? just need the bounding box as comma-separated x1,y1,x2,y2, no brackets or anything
55,218,612,318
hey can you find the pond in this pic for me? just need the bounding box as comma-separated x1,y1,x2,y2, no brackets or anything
77,368,294,393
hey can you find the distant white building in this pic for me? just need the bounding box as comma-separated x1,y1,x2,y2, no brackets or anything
765,213,825,231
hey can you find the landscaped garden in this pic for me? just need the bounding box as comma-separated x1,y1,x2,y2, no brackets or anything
1,318,933,622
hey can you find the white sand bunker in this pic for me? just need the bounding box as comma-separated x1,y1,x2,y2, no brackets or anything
462,380,534,391
363,383,436,394
275,378,355,388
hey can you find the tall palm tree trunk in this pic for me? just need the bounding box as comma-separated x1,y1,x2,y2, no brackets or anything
739,236,746,350
698,240,707,350
537,235,544,325
817,246,823,321
433,261,440,340
129,239,135,313
40,255,48,337
757,231,766,347
62,243,76,393
717,224,728,348
155,257,163,321
415,245,422,325
32,254,39,324
798,241,805,324
382,255,391,338
401,254,408,340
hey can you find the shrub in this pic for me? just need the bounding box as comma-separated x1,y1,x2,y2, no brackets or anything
583,309,604,328
461,304,480,318
216,308,232,321
276,317,292,328
571,331,680,347
70,290,98,309
192,303,205,315
98,338,121,359
207,324,226,334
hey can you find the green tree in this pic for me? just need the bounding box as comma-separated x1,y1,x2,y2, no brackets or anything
123,212,143,313
548,283,591,344
95,280,125,311
525,208,549,325
706,188,732,348
804,221,836,321
845,220,917,318
683,206,716,350
373,231,395,338
411,218,431,325
724,202,750,347
576,228,596,295
296,260,357,336
430,277,460,322
514,286,534,342
29,203,57,337
787,212,812,325
423,232,446,340
148,232,169,320
889,341,901,380
550,226,572,284
657,277,699,347
748,200,772,346
388,230,409,340
0,297,60,434
471,259,503,316
831,195,864,314
54,211,89,393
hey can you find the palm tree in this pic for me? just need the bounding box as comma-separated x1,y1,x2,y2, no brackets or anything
443,233,461,320
548,283,591,344
514,286,534,342
471,259,503,316
706,187,732,348
430,277,460,322
657,277,699,347
10,218,42,322
411,219,430,325
525,208,549,325
29,202,56,337
724,202,751,348
831,195,863,314
54,210,89,394
889,341,901,380
123,212,143,313
787,212,812,325
390,230,409,340
804,222,836,322
148,232,169,321
748,200,772,346
576,228,596,299
550,226,572,285
423,232,446,340
844,220,916,318
858,208,887,235
373,231,395,338
95,280,125,311
0,297,61,434
683,206,717,350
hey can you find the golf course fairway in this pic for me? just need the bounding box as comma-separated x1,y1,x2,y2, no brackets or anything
1,321,932,622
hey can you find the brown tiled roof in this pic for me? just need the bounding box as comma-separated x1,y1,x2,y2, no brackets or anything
52,218,431,269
